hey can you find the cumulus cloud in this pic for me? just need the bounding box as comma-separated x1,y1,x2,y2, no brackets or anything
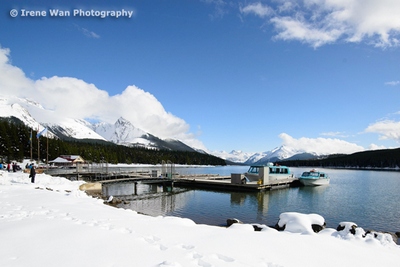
0,46,206,150
239,0,400,48
0,47,34,95
279,133,365,155
365,120,400,142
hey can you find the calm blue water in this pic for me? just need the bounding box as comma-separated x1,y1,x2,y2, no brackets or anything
116,166,400,233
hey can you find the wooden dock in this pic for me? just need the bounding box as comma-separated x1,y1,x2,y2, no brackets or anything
71,172,301,193
173,175,300,191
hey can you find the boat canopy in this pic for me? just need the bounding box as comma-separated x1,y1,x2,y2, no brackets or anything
301,171,326,178
247,165,290,174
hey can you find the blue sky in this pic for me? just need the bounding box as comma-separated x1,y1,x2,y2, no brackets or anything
1,0,400,154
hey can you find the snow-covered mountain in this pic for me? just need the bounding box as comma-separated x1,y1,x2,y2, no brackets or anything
91,117,196,151
44,118,106,141
92,117,150,146
0,96,326,161
211,150,254,163
0,98,39,130
245,146,310,165
0,96,195,152
211,146,320,165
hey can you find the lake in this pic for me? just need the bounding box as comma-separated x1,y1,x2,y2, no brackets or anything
114,166,400,234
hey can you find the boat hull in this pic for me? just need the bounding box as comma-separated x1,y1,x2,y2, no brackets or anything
299,178,330,186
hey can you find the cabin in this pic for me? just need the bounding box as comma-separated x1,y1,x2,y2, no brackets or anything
49,155,85,167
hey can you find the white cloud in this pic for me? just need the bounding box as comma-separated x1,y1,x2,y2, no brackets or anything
279,133,365,155
320,131,349,138
0,47,34,96
0,46,206,150
365,120,400,142
240,2,273,18
385,81,400,86
368,143,387,150
270,16,342,48
74,24,100,38
202,0,229,19
240,0,400,48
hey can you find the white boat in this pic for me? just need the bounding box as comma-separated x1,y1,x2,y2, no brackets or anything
299,169,330,186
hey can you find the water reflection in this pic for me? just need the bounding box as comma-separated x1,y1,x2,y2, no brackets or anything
113,183,192,217
229,191,270,222
104,166,400,234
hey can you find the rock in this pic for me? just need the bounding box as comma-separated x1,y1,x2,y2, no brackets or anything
337,222,358,235
275,212,326,233
274,223,285,231
111,197,122,205
312,223,326,233
252,224,272,231
274,222,326,233
365,230,398,243
104,196,122,206
79,182,102,191
227,218,243,227
396,232,400,238
252,224,263,231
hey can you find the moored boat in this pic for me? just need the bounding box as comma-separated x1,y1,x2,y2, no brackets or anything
299,169,330,186
242,163,294,185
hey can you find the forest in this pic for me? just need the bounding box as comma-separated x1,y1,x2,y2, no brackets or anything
0,118,226,166
278,148,400,169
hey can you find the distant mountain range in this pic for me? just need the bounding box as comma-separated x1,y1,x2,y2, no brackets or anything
0,96,328,164
212,147,325,165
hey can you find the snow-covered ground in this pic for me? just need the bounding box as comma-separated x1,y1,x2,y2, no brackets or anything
1,171,399,267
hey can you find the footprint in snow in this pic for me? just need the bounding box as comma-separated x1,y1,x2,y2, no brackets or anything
215,253,235,263
157,261,182,267
180,244,195,250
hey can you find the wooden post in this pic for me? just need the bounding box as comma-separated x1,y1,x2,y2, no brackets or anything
46,134,49,170
30,129,32,162
37,135,40,165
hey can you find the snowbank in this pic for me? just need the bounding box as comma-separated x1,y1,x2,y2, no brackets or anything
0,171,399,267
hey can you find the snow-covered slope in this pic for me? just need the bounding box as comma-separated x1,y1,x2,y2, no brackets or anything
211,150,254,163
0,97,43,131
92,117,151,146
0,96,104,140
2,172,399,267
44,118,106,141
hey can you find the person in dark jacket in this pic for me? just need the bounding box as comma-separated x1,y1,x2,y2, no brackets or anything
29,165,36,183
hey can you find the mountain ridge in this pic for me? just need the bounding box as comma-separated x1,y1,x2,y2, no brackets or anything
0,96,329,162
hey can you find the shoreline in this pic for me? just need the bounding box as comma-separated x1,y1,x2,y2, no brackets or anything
80,181,400,244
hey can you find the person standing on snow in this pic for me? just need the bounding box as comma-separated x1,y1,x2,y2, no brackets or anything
29,165,36,183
